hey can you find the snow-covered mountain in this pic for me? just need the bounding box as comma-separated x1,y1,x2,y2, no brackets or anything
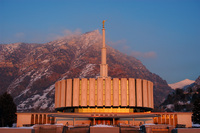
160,76,200,112
0,30,173,112
168,79,195,89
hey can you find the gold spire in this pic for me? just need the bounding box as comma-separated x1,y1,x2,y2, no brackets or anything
100,20,108,78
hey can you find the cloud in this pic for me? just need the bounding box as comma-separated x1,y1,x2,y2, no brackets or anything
108,39,127,47
108,39,156,59
63,29,81,36
44,29,82,42
108,39,131,52
54,29,82,40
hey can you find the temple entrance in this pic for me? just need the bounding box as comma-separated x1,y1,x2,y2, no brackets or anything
93,118,113,125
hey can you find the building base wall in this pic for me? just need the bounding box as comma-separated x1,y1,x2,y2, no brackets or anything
16,112,192,128
172,128,200,133
177,113,192,127
90,127,119,133
0,128,33,133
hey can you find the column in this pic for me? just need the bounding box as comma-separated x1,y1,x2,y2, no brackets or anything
60,80,66,107
73,78,80,106
113,78,119,106
113,118,115,126
136,79,142,107
89,78,95,106
66,79,72,107
121,78,127,106
151,82,154,108
93,118,96,125
129,78,135,106
147,81,152,108
55,81,61,108
105,77,111,106
97,78,103,106
142,80,148,107
81,78,87,106
73,118,75,126
58,81,61,107
55,82,58,108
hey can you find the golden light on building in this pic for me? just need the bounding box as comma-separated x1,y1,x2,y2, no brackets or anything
55,78,154,113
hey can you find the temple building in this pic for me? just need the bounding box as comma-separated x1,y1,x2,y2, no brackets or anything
54,21,154,113
16,21,192,128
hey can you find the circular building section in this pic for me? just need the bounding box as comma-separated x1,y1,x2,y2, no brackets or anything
55,77,154,113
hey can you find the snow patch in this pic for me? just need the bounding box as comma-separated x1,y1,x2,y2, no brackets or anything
165,104,174,111
192,122,200,127
30,95,40,101
79,64,96,78
17,84,55,111
169,79,195,89
177,101,184,105
2,43,21,54
41,59,49,63
177,101,191,105
61,71,70,80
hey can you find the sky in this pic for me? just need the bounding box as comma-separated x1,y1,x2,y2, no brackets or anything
0,0,200,84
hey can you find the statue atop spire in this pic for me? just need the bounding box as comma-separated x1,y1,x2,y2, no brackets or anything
100,20,108,79
102,20,106,28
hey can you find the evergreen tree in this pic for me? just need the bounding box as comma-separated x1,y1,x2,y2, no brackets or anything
0,92,16,127
192,98,200,124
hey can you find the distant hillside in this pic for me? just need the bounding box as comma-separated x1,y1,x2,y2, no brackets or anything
0,30,173,112
168,79,195,89
160,76,200,112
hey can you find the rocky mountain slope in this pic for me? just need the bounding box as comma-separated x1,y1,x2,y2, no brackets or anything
0,30,173,112
168,79,195,90
160,76,200,112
